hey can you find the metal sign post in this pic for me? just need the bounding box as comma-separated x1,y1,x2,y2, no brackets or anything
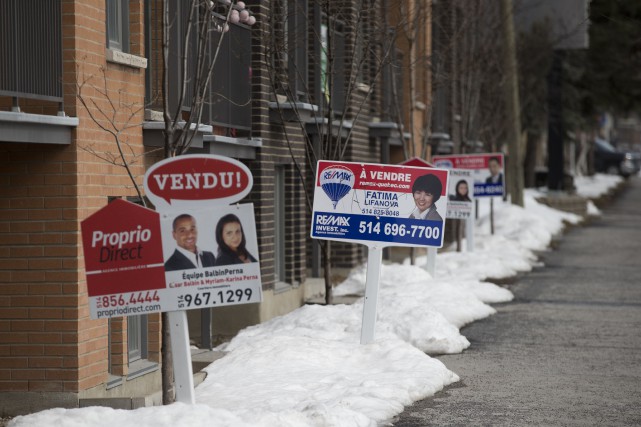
360,246,383,344
168,311,196,404
466,200,475,252
425,247,437,276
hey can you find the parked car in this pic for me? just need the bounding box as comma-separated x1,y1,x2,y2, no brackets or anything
593,138,641,177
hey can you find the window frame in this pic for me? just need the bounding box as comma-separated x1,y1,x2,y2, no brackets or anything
106,0,129,52
318,15,346,115
127,314,148,363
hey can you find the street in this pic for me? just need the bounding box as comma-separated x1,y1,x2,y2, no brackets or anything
393,176,641,426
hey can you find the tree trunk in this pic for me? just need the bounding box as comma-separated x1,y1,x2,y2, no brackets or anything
523,131,538,188
500,0,524,206
161,312,175,404
323,241,333,305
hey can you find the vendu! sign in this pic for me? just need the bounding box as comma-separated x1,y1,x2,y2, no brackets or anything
144,155,253,207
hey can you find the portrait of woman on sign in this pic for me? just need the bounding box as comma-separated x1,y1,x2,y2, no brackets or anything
214,213,258,266
408,173,443,222
449,179,472,202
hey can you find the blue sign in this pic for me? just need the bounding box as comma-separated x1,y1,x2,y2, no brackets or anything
311,211,443,247
474,183,504,197
310,161,449,248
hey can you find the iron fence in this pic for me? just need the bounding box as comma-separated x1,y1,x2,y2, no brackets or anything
0,0,63,104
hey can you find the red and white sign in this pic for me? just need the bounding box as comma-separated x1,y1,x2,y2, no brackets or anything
398,157,472,219
432,153,505,198
144,154,253,208
399,157,435,168
81,199,165,297
81,199,166,318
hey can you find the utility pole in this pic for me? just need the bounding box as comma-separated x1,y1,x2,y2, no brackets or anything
500,0,524,207
547,50,564,191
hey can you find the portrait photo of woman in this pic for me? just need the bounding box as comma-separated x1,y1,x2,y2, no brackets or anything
409,173,443,221
214,213,258,266
449,179,472,202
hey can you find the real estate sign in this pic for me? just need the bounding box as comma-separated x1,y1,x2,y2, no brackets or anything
444,169,475,219
311,160,449,248
81,155,262,319
432,153,505,198
81,199,166,319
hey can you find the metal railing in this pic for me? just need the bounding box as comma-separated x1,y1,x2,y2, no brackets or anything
0,0,63,108
144,0,252,133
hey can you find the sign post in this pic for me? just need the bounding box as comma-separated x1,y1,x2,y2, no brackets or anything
310,160,449,344
360,246,383,344
168,310,195,403
425,247,437,276
467,200,475,252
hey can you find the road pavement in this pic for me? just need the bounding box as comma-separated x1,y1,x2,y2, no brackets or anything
392,176,641,426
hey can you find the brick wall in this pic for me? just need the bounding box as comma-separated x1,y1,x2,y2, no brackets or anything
0,139,83,394
0,0,158,400
72,0,152,390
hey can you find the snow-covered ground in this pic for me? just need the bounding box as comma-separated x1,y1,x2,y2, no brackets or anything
9,174,623,427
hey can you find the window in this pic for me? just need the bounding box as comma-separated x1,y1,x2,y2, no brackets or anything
270,0,309,101
354,0,373,86
105,197,152,384
381,47,404,122
127,314,148,363
106,0,129,52
207,20,252,134
318,16,346,114
288,0,308,100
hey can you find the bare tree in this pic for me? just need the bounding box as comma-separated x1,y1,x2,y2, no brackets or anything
266,0,409,304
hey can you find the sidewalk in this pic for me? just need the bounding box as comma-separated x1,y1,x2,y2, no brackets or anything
392,176,641,426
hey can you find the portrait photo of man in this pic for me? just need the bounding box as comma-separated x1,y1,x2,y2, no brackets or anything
485,156,503,184
164,214,216,271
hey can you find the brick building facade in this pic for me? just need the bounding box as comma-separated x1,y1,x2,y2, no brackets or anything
0,0,432,415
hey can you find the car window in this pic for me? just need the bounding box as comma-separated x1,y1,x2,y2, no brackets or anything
595,138,616,152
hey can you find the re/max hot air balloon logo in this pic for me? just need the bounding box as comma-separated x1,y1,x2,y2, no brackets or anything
320,165,355,209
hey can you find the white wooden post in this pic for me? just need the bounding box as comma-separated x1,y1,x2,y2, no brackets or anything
466,200,475,252
425,247,437,276
360,246,383,345
168,310,195,404
490,198,495,235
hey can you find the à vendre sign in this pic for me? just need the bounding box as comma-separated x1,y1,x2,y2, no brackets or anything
310,160,450,248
